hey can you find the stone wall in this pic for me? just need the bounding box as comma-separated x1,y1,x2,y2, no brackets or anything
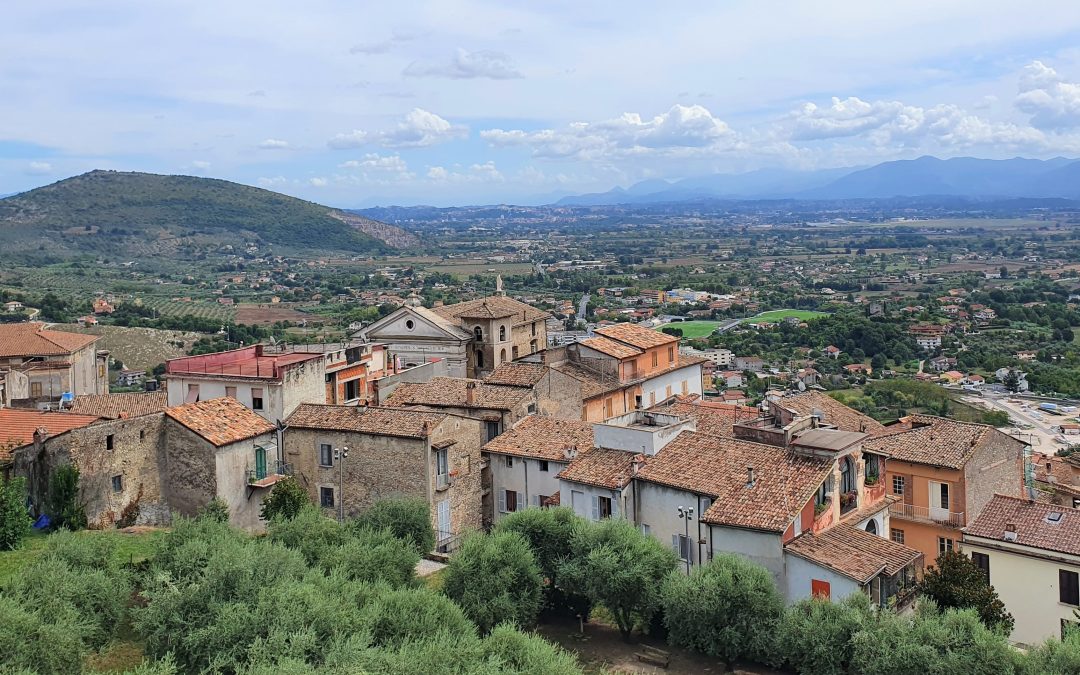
162,417,218,519
534,368,583,419
965,431,1026,523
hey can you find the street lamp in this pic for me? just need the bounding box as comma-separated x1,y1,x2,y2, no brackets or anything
677,505,695,574
335,445,350,522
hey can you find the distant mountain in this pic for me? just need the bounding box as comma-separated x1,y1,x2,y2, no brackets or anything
554,157,1080,205
0,170,417,259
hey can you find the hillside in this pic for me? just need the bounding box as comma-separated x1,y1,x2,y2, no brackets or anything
0,170,418,259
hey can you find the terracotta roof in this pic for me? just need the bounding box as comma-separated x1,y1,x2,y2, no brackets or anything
964,494,1080,557
647,398,759,439
636,431,833,533
594,323,679,350
0,409,101,457
773,391,885,434
865,414,1020,470
0,323,99,357
69,392,168,420
164,397,275,447
484,362,548,388
385,377,531,411
430,295,550,326
579,336,643,359
482,415,594,460
785,523,924,583
286,403,447,439
558,447,643,490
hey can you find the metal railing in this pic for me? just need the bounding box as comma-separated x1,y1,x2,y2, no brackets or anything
889,502,965,527
246,461,293,484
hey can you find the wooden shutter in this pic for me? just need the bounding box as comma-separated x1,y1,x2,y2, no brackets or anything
811,579,831,600
903,474,913,505
1060,570,1079,606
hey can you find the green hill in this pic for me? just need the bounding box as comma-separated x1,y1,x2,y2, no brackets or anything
0,170,417,259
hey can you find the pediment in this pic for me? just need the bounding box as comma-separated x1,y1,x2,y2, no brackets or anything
359,307,470,342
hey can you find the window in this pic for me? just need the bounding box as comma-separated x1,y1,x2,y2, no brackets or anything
474,326,483,341
486,421,501,442
344,379,359,401
530,339,537,353
185,383,200,404
641,524,650,536
972,552,990,582
320,487,335,508
938,537,954,554
501,490,520,513
938,482,950,510
864,453,880,479
531,322,537,337
665,384,672,398
405,319,415,330
1063,618,1080,640
30,382,42,397
1061,570,1080,606
499,325,506,341
111,475,123,493
527,403,537,415
673,534,693,562
505,455,514,468
604,397,613,418
512,346,519,359
436,448,449,489
139,429,145,440
649,392,656,406
319,443,333,467
840,456,854,494
225,386,237,398
892,475,905,496
667,346,674,362
500,348,507,364
106,434,115,451
680,380,688,395
251,387,264,410
538,460,549,472
890,528,905,544
593,496,613,520
652,352,658,368
476,350,484,369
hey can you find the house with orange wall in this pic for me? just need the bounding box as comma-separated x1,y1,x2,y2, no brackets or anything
864,414,1027,564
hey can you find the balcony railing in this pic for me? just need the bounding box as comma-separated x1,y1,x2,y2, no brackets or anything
889,502,965,527
246,461,293,484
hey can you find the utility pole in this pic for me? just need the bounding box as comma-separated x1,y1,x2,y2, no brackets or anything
335,445,350,522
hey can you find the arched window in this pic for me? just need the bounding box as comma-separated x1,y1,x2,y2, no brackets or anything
841,456,854,494
499,325,506,341
500,348,507,363
865,519,877,535
476,350,484,368
474,326,483,341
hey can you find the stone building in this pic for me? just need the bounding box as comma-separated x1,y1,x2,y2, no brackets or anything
284,403,485,550
0,322,109,404
383,377,540,443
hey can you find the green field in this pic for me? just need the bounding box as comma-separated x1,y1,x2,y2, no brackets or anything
0,528,165,585
656,320,721,338
740,309,828,324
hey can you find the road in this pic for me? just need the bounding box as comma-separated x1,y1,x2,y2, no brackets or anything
578,293,590,319
970,393,1070,453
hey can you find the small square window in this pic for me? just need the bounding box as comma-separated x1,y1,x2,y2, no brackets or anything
111,475,123,493
319,443,334,467
538,460,549,472
892,475,905,496
106,434,115,451
139,429,145,440
505,456,514,468
890,528,905,544
320,487,335,508
938,537,954,554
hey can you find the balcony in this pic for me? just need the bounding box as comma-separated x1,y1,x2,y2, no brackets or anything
436,473,452,491
889,502,965,528
246,461,293,487
863,480,887,506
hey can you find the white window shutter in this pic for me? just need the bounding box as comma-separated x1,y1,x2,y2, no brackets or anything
591,495,600,521
531,494,539,507
671,534,680,556
611,497,619,519
498,491,506,513
516,492,524,513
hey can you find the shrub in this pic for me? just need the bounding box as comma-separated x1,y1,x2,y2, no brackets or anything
0,596,88,675
0,476,32,550
661,553,783,666
269,505,350,566
444,531,544,633
480,623,583,674
46,464,86,531
1023,628,1080,674
359,586,476,649
352,498,435,555
559,518,678,640
198,496,231,524
775,594,871,674
918,550,1014,634
260,476,309,522
493,506,580,587
321,527,419,587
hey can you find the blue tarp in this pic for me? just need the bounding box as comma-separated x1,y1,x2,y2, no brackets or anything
33,514,50,530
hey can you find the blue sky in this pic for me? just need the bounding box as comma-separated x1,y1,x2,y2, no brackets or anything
3,1,1080,206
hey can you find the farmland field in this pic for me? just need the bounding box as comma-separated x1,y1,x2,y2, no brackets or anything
655,320,721,338
740,309,828,324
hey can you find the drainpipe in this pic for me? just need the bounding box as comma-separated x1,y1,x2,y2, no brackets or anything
523,452,529,507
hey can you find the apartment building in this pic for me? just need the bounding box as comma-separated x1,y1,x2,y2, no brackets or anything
0,322,109,404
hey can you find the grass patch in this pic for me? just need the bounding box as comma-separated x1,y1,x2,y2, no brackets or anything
422,567,447,592
740,309,828,324
0,528,165,586
656,320,721,338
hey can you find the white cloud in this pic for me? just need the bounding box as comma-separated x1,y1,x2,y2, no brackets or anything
189,160,211,172
327,130,368,149
379,108,466,148
1015,60,1080,129
25,161,52,175
257,176,288,187
337,153,414,181
481,104,738,160
426,161,504,183
404,48,523,80
309,177,328,187
258,138,290,150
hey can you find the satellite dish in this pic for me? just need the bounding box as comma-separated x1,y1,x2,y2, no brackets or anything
797,381,806,391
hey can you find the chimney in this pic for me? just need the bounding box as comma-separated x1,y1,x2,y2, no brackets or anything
746,466,756,487
563,444,578,460
465,381,477,406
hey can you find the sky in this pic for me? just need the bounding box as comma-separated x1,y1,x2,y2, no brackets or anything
3,1,1080,206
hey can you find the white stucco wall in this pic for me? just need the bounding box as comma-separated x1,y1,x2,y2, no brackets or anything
592,413,695,456
640,364,703,404
963,538,1080,645
709,524,786,584
489,453,567,522
784,552,862,604
214,432,276,532
636,481,713,568
558,479,633,522
166,377,284,422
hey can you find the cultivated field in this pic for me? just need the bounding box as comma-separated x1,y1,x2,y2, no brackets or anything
235,303,323,326
741,309,828,324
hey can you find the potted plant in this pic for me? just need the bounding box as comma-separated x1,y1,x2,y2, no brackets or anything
865,473,879,486
840,491,857,508
815,501,830,516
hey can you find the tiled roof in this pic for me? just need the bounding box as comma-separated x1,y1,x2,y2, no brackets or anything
647,398,759,438
594,323,679,350
164,397,275,447
69,392,168,419
549,362,625,399
484,362,548,388
964,494,1080,557
0,322,99,357
864,414,1016,470
773,391,885,434
430,296,550,326
286,403,447,439
636,431,833,533
785,523,924,583
558,447,643,490
385,377,531,411
0,409,101,457
580,336,643,359
482,415,594,460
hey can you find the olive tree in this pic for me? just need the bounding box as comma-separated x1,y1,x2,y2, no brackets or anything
444,530,544,633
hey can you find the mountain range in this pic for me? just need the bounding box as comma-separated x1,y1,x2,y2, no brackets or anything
0,170,416,260
555,156,1080,205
